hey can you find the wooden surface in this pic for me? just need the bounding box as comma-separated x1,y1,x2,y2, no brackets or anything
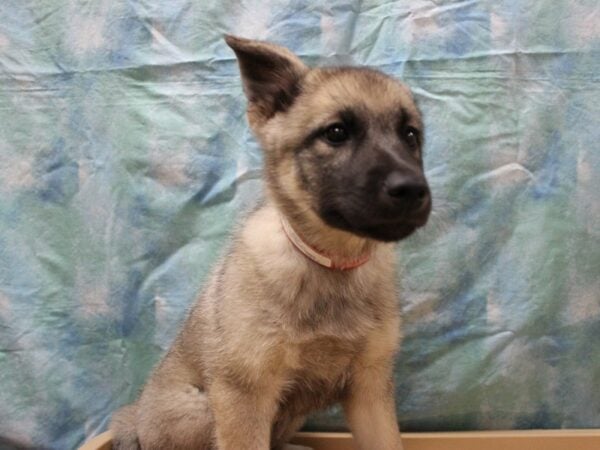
78,431,112,450
293,430,600,450
80,429,600,450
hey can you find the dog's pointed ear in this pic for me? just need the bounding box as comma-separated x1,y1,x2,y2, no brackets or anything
225,35,308,125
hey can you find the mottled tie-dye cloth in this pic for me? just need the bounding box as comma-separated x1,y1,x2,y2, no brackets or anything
1,1,599,449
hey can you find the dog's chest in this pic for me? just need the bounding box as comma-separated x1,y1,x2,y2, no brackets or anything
287,335,361,375
280,336,361,415
274,268,389,340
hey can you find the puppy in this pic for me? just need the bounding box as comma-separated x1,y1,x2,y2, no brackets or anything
110,35,431,450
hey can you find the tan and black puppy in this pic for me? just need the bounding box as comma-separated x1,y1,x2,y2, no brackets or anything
110,35,431,450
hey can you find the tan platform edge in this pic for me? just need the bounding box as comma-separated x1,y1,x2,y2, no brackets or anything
80,429,600,450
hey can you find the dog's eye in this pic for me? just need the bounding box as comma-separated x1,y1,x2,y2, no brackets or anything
404,127,420,150
323,123,349,145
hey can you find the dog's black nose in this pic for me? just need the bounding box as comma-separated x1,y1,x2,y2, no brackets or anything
384,172,430,207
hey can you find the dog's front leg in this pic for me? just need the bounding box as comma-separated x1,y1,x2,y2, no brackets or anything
209,377,281,450
343,361,404,450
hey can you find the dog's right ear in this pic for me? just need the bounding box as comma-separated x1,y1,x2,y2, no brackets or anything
225,35,308,127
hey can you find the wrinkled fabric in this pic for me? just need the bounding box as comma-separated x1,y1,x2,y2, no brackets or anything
0,1,599,449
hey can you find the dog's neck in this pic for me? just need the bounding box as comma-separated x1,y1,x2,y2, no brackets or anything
279,213,374,271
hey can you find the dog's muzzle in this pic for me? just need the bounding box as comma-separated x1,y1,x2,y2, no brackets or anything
380,171,431,225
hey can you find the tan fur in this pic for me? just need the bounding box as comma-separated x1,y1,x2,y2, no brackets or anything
110,35,426,450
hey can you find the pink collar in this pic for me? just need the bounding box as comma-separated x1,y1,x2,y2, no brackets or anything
280,217,370,271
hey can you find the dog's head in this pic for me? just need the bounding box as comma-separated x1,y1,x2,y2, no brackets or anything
226,35,431,242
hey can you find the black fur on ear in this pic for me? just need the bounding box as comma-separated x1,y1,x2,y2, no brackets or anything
225,35,308,124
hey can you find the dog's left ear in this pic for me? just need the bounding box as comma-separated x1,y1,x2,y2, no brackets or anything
225,35,308,126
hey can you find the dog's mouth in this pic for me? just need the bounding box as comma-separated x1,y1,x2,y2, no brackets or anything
357,221,420,241
320,208,429,242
